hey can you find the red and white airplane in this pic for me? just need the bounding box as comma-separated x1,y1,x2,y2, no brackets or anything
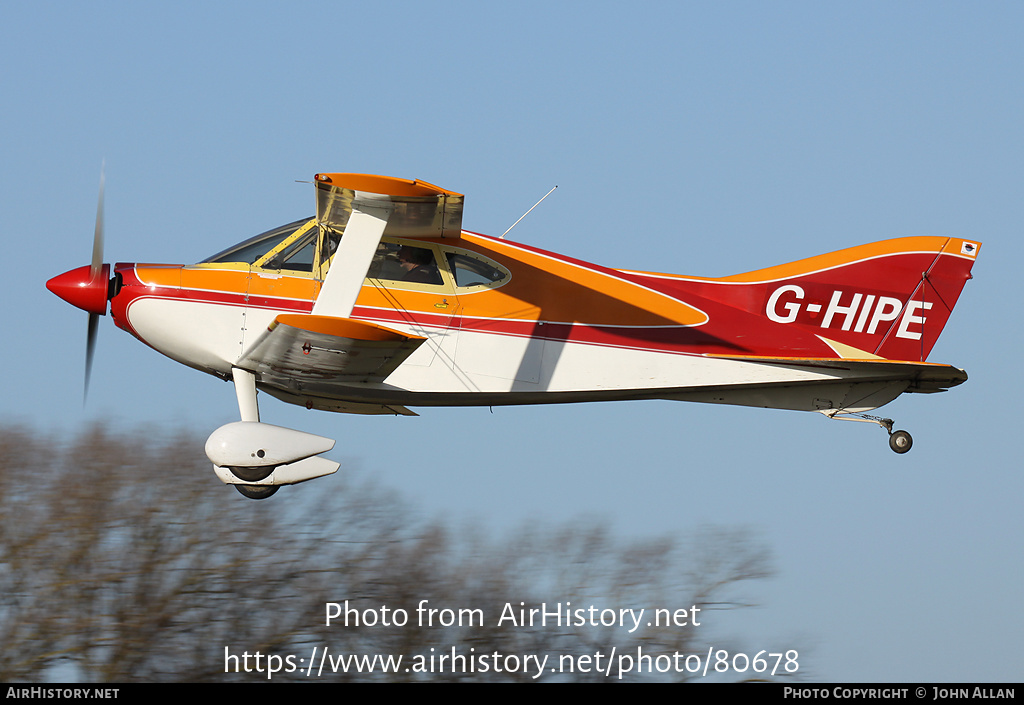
48,173,980,499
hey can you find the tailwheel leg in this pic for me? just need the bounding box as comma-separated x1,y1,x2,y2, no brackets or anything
820,410,913,454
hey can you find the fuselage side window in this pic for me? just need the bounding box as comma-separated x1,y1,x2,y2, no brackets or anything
366,242,444,286
316,236,450,291
443,250,510,289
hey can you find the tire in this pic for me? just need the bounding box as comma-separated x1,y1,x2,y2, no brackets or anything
234,484,280,500
228,465,274,482
889,430,913,454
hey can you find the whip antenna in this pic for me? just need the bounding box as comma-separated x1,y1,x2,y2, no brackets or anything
501,185,557,239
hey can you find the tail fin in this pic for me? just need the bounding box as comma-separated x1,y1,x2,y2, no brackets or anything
870,238,979,360
677,236,980,361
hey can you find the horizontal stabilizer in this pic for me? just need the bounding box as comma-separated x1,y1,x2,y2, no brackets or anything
238,314,426,383
706,354,968,392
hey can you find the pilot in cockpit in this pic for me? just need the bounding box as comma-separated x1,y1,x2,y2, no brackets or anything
397,245,443,285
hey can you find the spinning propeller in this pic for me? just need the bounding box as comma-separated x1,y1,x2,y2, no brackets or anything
46,168,112,402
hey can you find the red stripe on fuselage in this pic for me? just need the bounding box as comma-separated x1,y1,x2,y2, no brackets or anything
111,264,839,360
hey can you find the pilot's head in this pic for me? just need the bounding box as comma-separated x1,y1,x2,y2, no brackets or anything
398,246,433,267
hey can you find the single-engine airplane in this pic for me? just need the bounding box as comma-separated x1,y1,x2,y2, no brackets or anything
48,173,980,499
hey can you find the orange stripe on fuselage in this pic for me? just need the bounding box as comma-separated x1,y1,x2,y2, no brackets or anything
442,234,708,327
143,232,711,332
626,237,956,284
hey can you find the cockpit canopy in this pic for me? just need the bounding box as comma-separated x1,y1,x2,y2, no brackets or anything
202,218,510,291
203,218,315,271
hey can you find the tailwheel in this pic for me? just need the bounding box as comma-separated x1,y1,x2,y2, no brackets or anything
235,485,280,500
821,410,914,454
888,430,913,454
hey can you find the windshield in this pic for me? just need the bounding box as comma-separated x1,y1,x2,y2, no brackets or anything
202,218,312,264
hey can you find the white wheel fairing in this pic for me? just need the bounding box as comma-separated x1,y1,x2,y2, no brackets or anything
204,422,336,468
212,455,340,487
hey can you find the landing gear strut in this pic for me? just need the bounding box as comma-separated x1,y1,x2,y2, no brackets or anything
822,410,914,454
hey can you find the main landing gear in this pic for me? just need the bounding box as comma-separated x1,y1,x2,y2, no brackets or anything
205,368,340,500
822,411,914,454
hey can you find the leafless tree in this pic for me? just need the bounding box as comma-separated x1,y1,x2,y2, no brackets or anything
0,425,778,682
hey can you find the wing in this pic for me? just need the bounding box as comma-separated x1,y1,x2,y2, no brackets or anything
312,173,464,318
315,173,464,239
238,313,426,385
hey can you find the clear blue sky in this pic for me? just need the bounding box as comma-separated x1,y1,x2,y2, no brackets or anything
4,1,1022,682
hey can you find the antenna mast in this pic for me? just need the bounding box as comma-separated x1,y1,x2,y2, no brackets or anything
500,185,558,239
